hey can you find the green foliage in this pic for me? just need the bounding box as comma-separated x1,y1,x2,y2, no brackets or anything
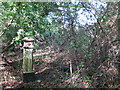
97,18,108,23
0,2,57,47
78,62,85,67
37,80,41,83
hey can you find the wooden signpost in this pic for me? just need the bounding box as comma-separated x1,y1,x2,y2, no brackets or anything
22,37,35,82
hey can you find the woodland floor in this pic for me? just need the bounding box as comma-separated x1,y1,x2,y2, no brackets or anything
0,46,93,89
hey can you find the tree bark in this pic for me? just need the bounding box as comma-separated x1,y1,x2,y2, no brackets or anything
117,1,120,76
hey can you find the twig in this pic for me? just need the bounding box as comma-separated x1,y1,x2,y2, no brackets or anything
81,3,105,34
1,54,16,69
1,43,14,53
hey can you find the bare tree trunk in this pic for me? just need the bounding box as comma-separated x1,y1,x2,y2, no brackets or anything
69,17,79,86
118,2,120,42
117,1,120,77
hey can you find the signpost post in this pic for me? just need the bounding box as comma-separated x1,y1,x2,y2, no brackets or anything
22,37,35,82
